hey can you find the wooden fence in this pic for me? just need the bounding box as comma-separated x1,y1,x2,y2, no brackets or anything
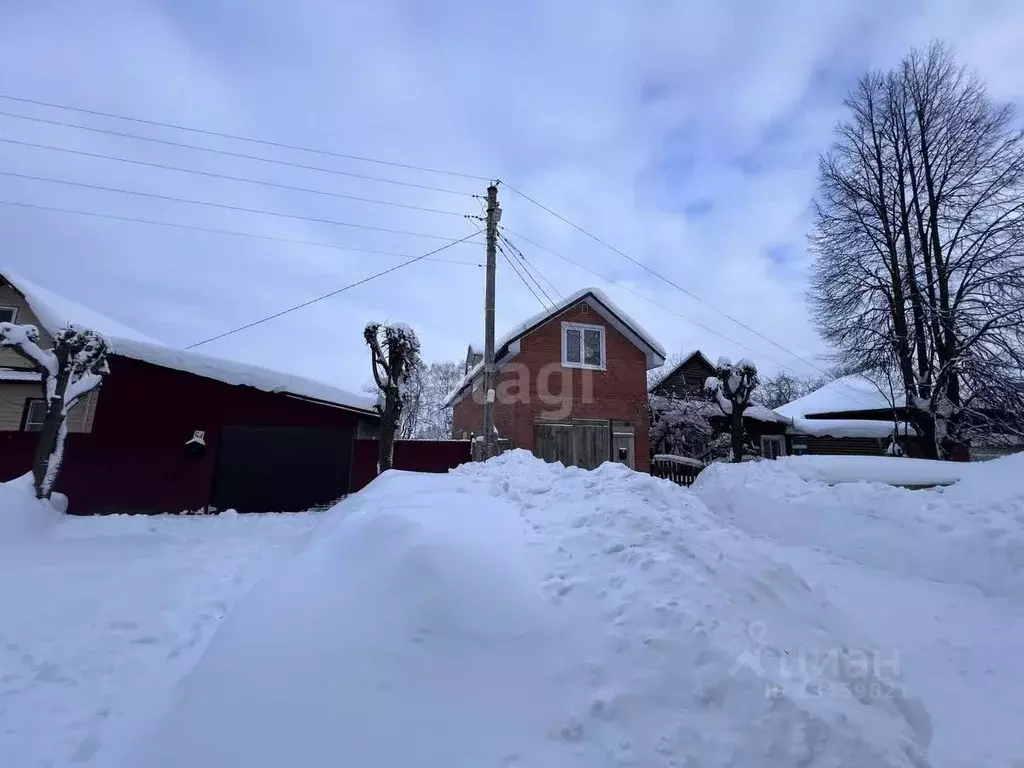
650,455,703,487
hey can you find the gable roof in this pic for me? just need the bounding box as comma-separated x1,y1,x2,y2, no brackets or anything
1,270,377,416
444,287,666,406
774,374,904,420
647,349,716,393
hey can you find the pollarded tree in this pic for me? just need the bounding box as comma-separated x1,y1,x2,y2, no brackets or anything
0,323,109,499
705,357,759,463
364,322,421,473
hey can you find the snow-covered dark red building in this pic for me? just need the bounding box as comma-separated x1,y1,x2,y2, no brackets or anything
0,271,379,514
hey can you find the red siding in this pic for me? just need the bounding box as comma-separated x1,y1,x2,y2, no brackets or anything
452,301,651,471
0,355,369,514
349,439,472,492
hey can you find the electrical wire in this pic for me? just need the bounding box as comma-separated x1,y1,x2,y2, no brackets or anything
0,199,483,266
0,110,476,196
0,93,489,181
187,229,483,349
498,181,835,375
0,138,468,216
0,170,474,242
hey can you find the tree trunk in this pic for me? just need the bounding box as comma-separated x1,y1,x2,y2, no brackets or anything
730,408,745,463
378,386,399,473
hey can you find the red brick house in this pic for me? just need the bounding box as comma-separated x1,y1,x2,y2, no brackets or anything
0,270,379,514
445,288,665,472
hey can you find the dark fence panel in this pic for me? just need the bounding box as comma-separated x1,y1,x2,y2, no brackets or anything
650,456,702,487
349,439,472,492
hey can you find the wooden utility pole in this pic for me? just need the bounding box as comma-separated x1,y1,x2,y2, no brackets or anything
482,182,499,459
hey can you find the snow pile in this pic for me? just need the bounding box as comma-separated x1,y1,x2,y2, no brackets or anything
692,455,1024,598
0,473,63,545
132,452,932,767
775,374,903,419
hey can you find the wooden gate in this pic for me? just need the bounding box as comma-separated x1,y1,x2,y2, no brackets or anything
534,418,632,470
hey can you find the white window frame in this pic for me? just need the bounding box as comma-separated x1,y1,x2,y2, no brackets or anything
760,434,786,459
561,322,606,371
0,306,18,324
23,398,46,432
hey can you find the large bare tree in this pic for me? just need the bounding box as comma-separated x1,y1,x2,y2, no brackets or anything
364,322,422,473
0,324,109,499
810,41,1024,458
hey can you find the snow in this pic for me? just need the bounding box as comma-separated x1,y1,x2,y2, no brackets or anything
653,453,705,468
445,287,667,405
6,452,1024,767
776,374,904,419
693,453,1024,767
691,456,1019,597
0,495,322,768
131,452,932,768
0,368,41,381
2,269,376,414
790,418,918,438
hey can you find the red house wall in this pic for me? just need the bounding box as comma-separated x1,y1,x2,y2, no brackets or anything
0,355,367,514
452,302,651,471
348,439,472,492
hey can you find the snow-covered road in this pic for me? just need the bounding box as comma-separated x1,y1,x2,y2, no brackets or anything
0,495,319,768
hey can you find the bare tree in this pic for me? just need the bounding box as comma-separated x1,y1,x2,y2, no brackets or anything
810,41,1024,458
422,360,462,439
705,357,759,463
755,372,830,409
0,323,109,499
364,322,421,473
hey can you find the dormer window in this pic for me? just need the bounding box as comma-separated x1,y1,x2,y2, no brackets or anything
562,322,605,370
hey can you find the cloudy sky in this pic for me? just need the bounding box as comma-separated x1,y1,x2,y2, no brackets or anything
1,0,1022,394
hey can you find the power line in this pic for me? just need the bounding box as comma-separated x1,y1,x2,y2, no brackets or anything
498,180,831,375
0,170,475,242
498,230,561,301
0,110,476,197
0,93,489,182
496,241,548,309
499,226,881,409
0,138,467,216
187,229,483,349
0,199,484,266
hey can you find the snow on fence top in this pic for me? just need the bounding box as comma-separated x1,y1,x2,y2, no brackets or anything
2,269,377,415
775,374,904,419
653,454,705,468
445,287,666,405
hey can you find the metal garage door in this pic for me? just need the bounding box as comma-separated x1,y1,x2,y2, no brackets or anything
210,426,353,513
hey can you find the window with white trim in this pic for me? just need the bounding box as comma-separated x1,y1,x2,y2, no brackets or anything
561,322,605,370
0,306,18,324
22,399,46,432
760,434,786,460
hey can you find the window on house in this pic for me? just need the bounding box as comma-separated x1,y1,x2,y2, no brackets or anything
0,306,18,324
761,435,786,460
22,399,46,432
562,323,605,369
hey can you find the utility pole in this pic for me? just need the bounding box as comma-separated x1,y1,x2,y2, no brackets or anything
482,182,499,459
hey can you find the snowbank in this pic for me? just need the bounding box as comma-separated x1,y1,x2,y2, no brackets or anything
692,455,1024,598
0,473,62,545
132,453,933,767
765,455,966,486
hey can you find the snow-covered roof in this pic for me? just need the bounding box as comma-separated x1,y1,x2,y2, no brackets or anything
788,418,917,439
647,349,716,393
774,374,905,420
0,369,42,382
445,287,666,406
1,270,377,416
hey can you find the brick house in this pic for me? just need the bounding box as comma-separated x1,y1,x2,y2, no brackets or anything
445,288,665,472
